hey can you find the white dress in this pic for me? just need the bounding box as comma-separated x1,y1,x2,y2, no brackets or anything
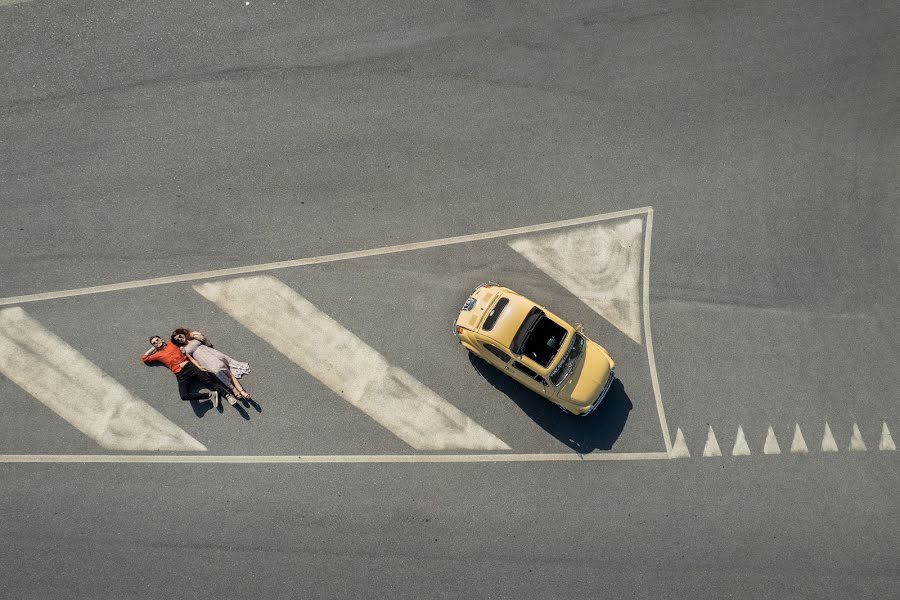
183,339,250,389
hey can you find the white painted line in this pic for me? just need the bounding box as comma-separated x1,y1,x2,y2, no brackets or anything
195,276,509,451
0,207,653,307
670,428,690,458
508,216,643,343
763,425,781,455
848,423,867,451
790,423,809,454
642,209,673,455
0,451,672,464
702,426,721,457
880,422,896,451
0,308,206,452
821,422,839,452
732,425,751,456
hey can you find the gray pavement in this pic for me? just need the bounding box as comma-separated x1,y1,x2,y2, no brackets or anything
1,0,897,597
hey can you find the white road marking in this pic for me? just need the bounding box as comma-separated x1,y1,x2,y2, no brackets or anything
0,208,652,307
763,425,781,455
821,422,839,452
508,217,644,343
848,423,867,451
702,426,722,457
0,451,672,464
790,423,809,454
732,425,751,456
670,428,690,458
194,276,509,451
0,308,205,451
880,422,896,451
641,209,673,454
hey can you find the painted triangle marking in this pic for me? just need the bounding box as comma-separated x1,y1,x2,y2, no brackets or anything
670,428,690,458
195,275,509,451
790,423,809,454
0,307,206,451
848,423,867,451
763,425,781,455
508,216,644,343
880,422,896,451
732,426,751,456
702,426,722,457
821,422,839,452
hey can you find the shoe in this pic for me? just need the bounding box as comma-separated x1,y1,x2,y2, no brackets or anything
208,391,220,408
225,394,238,406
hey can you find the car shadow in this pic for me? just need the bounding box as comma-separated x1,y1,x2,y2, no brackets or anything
468,353,632,452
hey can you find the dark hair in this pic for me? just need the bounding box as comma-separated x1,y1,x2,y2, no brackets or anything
149,336,162,344
170,328,192,346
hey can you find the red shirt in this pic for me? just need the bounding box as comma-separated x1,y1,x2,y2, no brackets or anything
141,342,187,373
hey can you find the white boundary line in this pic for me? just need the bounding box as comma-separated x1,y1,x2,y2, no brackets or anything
0,452,671,464
0,206,673,463
643,208,673,455
0,207,652,306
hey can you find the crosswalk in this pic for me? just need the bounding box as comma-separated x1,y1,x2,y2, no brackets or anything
670,422,895,458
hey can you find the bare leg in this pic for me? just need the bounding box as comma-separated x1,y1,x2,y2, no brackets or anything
229,369,250,398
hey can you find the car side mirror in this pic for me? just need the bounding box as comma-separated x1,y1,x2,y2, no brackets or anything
574,323,584,333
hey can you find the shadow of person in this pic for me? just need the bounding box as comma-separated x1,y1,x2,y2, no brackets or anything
241,398,262,413
183,380,250,419
468,352,632,452
189,398,214,418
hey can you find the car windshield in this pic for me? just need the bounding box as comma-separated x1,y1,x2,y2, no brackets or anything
549,333,585,386
510,307,568,368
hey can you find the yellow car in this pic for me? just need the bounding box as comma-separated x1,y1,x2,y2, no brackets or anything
454,283,616,416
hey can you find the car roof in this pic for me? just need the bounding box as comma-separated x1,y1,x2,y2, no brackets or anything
481,291,541,349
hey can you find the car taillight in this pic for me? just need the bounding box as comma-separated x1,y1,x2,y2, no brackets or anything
456,325,464,335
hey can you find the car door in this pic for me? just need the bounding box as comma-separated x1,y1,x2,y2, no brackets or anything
506,359,551,398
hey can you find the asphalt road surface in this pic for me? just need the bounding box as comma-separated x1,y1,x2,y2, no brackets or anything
1,1,897,598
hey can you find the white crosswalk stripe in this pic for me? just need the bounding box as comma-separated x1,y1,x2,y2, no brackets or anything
0,307,206,451
194,275,510,451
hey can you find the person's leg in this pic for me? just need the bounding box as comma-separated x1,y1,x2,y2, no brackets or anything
186,364,235,404
227,369,249,398
176,368,214,402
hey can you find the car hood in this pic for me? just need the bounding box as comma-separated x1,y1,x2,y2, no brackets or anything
558,340,613,406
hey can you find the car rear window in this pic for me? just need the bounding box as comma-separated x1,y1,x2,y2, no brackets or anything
481,297,509,331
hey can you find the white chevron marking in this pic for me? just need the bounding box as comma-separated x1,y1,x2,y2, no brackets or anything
0,308,205,451
194,276,509,451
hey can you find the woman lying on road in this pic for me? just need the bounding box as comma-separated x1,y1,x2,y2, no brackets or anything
171,328,252,404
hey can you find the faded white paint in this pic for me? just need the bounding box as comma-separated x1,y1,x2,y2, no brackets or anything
0,308,205,451
508,217,643,344
702,426,722,457
879,422,895,451
670,428,690,458
790,424,809,454
732,426,751,456
821,423,839,452
763,425,781,455
848,423,866,451
194,276,509,451
0,451,671,464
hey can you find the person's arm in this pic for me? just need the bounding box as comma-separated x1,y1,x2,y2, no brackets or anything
190,331,212,347
185,352,204,371
141,347,158,363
